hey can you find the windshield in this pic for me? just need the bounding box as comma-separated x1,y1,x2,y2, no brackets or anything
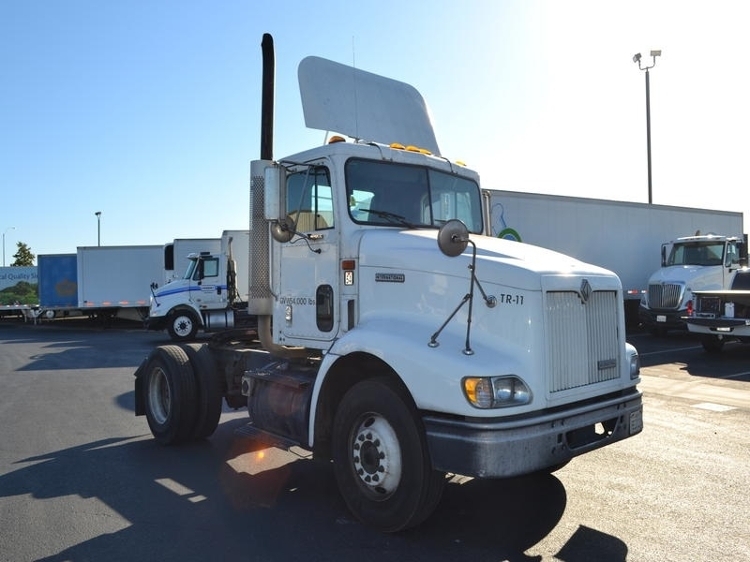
667,242,725,266
183,259,198,280
345,159,483,233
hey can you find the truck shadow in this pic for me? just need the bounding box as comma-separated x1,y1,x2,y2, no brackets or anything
1,323,163,371
681,342,750,381
0,415,628,562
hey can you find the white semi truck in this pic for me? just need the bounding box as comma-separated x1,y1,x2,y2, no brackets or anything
133,34,643,532
487,190,744,331
146,230,253,340
638,233,747,333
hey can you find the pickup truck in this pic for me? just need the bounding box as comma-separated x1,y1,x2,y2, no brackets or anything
684,269,750,352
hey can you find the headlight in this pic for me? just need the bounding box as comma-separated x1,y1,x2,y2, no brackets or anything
462,376,532,409
626,343,640,380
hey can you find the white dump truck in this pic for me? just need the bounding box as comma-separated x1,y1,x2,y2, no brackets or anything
638,233,747,333
133,34,642,532
685,268,750,352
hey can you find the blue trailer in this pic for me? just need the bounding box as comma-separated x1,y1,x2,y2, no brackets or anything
38,254,78,308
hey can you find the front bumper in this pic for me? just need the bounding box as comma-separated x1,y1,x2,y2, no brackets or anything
685,316,750,335
423,389,643,478
144,315,167,331
638,305,686,330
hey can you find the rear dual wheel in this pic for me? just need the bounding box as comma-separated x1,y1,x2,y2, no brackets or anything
143,345,198,445
181,343,223,439
142,344,223,444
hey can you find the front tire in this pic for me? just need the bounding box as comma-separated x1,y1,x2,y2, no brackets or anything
700,334,725,353
143,345,198,445
167,310,199,342
332,377,446,532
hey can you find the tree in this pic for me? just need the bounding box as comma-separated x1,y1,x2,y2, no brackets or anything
12,242,35,266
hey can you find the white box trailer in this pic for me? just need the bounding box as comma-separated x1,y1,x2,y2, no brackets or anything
77,245,164,319
486,190,744,328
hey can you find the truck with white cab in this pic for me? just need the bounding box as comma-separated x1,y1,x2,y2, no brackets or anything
638,233,747,333
146,230,253,340
133,34,643,532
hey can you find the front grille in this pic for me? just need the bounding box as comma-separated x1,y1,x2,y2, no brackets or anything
648,283,682,309
546,290,620,393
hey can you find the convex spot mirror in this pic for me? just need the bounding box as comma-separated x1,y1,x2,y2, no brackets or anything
438,219,469,257
271,215,296,243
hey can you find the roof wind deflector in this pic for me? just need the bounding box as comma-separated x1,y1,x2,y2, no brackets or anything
297,56,441,156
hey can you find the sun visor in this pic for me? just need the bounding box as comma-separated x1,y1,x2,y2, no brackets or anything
298,56,440,156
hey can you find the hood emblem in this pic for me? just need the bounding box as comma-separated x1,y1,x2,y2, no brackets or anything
579,279,592,304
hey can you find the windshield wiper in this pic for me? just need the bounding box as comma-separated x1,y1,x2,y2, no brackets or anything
367,208,420,229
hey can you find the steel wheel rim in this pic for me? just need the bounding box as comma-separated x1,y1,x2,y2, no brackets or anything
173,316,193,337
351,413,402,498
148,367,171,424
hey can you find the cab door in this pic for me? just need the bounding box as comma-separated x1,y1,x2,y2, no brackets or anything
275,165,339,344
190,255,226,310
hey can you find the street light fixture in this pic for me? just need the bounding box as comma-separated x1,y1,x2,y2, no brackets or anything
95,211,101,246
2,226,15,267
633,49,661,204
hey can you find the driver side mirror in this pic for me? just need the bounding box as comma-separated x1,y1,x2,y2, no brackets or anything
263,164,287,221
264,164,295,243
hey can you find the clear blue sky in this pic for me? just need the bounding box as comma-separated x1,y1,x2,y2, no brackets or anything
2,1,748,263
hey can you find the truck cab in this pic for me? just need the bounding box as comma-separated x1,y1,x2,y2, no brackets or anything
639,234,747,333
147,231,251,340
134,40,642,532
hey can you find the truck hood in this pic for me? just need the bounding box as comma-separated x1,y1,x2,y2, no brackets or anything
358,229,615,288
648,265,725,291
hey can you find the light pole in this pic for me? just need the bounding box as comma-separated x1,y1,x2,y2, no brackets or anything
2,226,15,266
633,50,661,204
95,211,101,246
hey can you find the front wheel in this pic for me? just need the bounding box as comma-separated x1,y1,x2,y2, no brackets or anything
700,334,725,353
167,310,199,342
332,377,446,532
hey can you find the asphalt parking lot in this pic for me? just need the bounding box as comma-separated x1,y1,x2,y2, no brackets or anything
0,318,748,562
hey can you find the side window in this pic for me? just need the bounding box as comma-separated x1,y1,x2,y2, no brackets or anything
203,258,219,278
194,258,219,280
286,167,334,231
726,242,738,266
